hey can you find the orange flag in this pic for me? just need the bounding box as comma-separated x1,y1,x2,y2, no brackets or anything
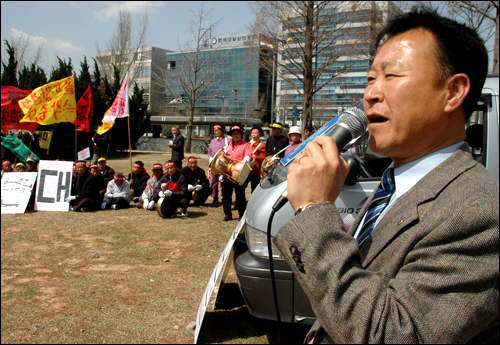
19,75,77,125
72,85,93,132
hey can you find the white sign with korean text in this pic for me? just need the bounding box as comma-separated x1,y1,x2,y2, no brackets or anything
77,147,91,160
1,172,38,214
35,160,73,212
194,214,246,343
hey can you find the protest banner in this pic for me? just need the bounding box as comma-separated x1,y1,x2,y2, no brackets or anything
7,129,53,150
1,86,38,131
1,135,39,163
1,172,38,214
35,160,73,212
19,75,77,125
194,215,246,343
102,73,129,123
77,147,91,160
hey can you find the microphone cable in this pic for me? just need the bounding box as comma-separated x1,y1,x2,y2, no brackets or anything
267,194,290,344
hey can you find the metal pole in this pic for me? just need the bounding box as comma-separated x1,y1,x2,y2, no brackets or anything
270,39,276,125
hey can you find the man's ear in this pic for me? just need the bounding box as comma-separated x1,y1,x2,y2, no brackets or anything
444,73,470,114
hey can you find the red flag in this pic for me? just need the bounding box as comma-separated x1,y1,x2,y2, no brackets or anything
73,85,93,132
1,86,38,131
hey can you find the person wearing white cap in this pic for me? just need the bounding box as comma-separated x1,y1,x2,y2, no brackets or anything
26,156,37,172
285,126,303,156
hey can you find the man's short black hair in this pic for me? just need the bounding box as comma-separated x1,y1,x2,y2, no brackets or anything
375,6,488,120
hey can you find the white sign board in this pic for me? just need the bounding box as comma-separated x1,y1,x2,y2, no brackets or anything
194,215,246,344
1,172,38,214
35,160,74,212
77,147,91,160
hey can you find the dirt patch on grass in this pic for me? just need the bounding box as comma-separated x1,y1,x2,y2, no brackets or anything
1,153,309,343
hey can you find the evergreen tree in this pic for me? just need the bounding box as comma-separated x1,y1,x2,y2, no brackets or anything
89,58,109,132
1,40,18,87
18,63,47,90
49,57,74,82
76,56,91,100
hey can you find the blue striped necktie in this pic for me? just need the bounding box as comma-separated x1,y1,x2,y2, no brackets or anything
357,167,395,245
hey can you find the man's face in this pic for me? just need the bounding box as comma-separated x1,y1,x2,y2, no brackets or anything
16,166,26,172
76,165,86,177
26,162,35,170
171,127,178,136
304,129,312,139
90,168,99,176
271,128,282,137
214,128,223,137
363,29,453,167
153,169,163,179
133,166,142,175
187,160,198,171
166,166,177,176
98,161,106,170
115,178,123,186
3,164,12,172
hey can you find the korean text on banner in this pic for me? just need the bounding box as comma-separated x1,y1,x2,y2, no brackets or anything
8,129,53,150
34,160,73,212
72,85,93,132
102,73,129,123
1,135,39,163
1,86,37,131
18,75,77,125
1,172,38,214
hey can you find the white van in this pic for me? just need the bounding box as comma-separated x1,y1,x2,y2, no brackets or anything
232,74,499,325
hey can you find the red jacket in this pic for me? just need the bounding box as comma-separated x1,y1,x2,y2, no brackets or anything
249,141,266,176
224,139,254,163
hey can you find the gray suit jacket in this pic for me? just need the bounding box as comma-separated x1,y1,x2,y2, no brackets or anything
274,144,499,343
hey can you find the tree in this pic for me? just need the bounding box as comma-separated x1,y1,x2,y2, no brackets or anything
1,40,18,87
18,63,47,90
447,1,499,73
95,6,149,87
1,32,44,79
249,1,381,131
161,3,235,152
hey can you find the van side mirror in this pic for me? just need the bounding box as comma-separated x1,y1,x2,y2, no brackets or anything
342,154,358,186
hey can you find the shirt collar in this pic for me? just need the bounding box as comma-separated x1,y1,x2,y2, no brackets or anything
391,141,464,200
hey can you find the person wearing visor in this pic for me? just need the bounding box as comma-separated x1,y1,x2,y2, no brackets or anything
15,162,26,172
222,125,254,221
266,122,289,158
127,161,150,203
153,161,190,217
181,156,212,207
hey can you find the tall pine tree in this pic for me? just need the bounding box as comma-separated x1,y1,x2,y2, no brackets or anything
1,40,18,87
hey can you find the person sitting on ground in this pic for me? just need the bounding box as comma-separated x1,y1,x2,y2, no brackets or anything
137,163,164,211
245,125,267,193
303,125,315,139
181,157,212,207
15,162,26,172
207,124,229,205
26,156,37,172
285,126,303,156
101,172,131,210
65,161,101,212
89,164,106,202
2,159,13,178
127,161,150,203
153,161,189,217
97,157,115,187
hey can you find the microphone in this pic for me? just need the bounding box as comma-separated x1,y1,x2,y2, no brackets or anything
272,107,368,212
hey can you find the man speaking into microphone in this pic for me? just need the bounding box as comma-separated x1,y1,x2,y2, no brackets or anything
273,7,498,344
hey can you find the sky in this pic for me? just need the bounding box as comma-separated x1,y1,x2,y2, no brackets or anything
1,1,255,74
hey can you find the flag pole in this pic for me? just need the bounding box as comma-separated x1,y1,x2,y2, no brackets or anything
106,127,113,159
127,116,133,187
75,122,77,161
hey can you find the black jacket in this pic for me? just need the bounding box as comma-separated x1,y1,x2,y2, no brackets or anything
92,132,109,158
181,166,210,189
21,131,40,157
72,170,100,203
127,171,150,196
153,171,188,202
266,134,288,157
171,134,185,162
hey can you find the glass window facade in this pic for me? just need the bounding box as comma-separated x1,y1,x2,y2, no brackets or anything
165,46,271,118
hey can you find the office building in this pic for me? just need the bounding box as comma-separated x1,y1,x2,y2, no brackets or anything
95,46,172,112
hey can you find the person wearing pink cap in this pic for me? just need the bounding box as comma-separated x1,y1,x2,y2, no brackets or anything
208,124,229,204
1,159,12,179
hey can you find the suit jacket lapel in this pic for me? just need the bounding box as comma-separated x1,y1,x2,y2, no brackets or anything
360,144,476,267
